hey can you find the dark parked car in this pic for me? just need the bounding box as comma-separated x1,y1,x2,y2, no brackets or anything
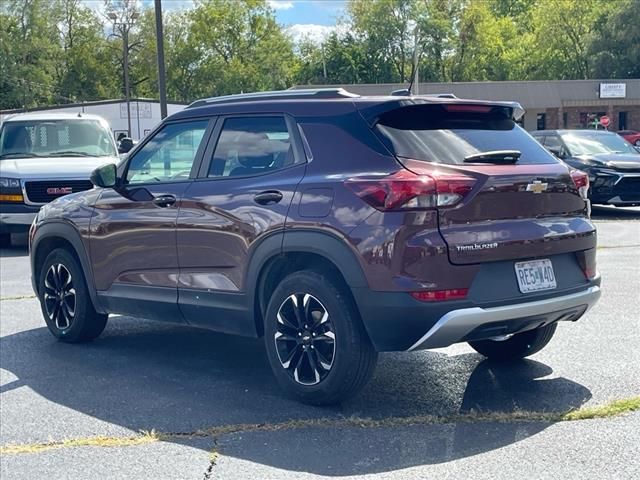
29,89,601,404
531,129,640,207
618,130,640,146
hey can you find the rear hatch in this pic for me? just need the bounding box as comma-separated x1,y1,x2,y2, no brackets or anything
372,103,595,265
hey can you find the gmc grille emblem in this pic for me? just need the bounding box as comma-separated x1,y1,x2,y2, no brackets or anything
47,187,73,195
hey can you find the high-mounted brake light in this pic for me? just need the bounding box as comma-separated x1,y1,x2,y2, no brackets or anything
444,104,493,113
570,169,589,200
411,289,469,302
345,170,476,211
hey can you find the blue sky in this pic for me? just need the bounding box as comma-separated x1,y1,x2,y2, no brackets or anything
84,0,346,42
267,0,346,26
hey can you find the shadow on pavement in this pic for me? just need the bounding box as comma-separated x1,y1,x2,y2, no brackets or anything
0,245,28,258
591,205,640,220
0,316,591,475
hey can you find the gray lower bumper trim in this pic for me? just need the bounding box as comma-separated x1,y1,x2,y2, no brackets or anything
407,286,601,351
0,212,38,226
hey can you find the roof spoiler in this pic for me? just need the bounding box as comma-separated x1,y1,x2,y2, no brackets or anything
358,97,526,125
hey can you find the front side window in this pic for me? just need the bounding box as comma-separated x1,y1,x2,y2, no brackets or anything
208,116,296,177
126,120,208,184
0,119,117,159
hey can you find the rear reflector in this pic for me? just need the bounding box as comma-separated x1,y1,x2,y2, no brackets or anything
410,289,469,302
570,169,589,200
346,170,476,211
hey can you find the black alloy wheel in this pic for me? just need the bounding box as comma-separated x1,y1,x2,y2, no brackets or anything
43,263,77,330
274,293,336,385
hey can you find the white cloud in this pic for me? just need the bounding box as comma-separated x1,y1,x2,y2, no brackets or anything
286,23,336,44
268,0,294,10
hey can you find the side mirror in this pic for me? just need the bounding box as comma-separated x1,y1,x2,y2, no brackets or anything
118,137,134,154
90,163,118,188
547,145,565,159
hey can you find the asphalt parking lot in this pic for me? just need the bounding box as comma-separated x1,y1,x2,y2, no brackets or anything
1,206,639,480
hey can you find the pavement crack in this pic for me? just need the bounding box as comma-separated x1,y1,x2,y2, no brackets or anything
202,441,219,480
0,294,37,301
2,396,638,456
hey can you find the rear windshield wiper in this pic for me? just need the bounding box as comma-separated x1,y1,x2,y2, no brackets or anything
463,150,521,164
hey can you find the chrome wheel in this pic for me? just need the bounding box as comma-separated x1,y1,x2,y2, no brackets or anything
43,264,76,330
274,293,336,386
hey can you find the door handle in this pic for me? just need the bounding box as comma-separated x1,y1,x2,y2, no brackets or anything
152,194,176,207
254,190,283,205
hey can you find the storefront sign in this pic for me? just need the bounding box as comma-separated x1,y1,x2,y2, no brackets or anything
599,83,626,98
120,102,152,119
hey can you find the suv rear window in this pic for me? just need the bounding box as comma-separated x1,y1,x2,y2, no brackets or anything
375,104,556,165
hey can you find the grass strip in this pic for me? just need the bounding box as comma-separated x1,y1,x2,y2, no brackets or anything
2,396,638,456
0,294,37,301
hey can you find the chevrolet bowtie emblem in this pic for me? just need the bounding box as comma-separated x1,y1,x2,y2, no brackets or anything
526,180,548,194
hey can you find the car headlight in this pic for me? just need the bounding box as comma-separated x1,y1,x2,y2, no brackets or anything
0,177,21,189
0,177,24,202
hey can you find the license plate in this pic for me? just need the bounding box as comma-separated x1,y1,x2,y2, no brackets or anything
515,259,557,293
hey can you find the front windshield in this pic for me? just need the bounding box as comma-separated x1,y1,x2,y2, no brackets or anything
0,119,117,159
562,132,638,156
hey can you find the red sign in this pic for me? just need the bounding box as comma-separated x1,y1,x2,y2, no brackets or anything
600,115,610,127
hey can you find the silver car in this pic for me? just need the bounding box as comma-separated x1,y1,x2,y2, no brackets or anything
0,112,119,246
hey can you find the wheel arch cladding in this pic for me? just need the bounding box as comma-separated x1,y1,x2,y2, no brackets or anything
250,230,369,337
31,222,102,312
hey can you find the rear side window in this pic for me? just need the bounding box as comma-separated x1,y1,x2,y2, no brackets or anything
375,105,557,165
208,116,297,178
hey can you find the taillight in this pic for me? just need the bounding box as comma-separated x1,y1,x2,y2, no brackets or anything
411,288,469,302
570,169,589,200
345,169,476,211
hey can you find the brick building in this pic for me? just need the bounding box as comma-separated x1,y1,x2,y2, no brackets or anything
293,79,640,132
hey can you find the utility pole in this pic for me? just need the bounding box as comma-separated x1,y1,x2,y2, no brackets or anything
412,26,420,95
123,26,132,137
109,8,137,138
154,0,168,119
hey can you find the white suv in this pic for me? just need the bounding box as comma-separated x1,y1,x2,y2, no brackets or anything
0,112,119,246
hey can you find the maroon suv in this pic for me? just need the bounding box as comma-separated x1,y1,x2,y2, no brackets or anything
29,89,601,404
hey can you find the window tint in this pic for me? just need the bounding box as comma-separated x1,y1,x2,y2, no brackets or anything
208,116,296,177
375,105,557,165
126,121,208,184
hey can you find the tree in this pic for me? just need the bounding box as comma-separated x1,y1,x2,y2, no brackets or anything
589,0,640,79
349,0,417,83
0,0,61,109
187,0,296,97
55,0,118,102
449,1,519,81
519,0,606,80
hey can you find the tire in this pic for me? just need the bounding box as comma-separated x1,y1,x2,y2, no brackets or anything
38,248,108,343
468,323,557,361
635,140,640,146
264,270,378,405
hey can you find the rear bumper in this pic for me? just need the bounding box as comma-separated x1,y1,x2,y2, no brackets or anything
353,278,601,352
407,285,601,351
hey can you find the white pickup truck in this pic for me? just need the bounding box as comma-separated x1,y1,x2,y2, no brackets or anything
0,112,119,246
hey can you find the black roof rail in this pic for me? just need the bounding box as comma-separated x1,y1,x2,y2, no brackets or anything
187,88,359,109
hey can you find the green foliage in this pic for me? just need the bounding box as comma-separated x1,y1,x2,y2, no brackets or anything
0,0,636,110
